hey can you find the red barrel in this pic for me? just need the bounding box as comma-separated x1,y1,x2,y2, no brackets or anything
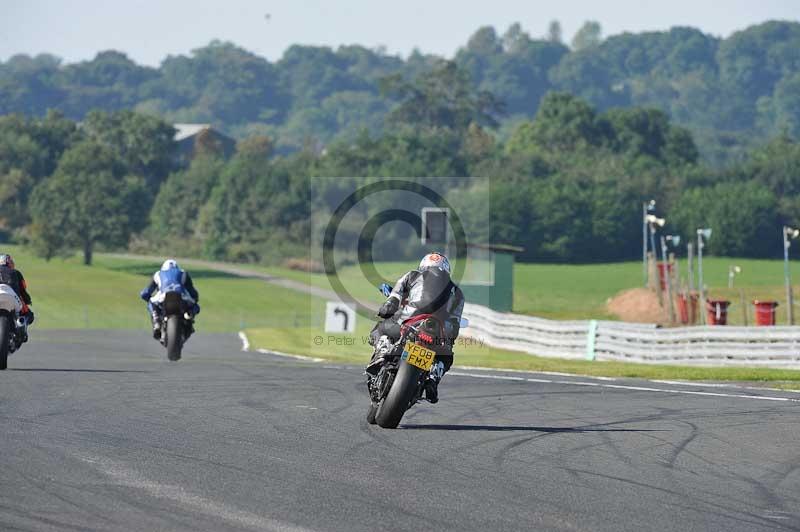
753,300,779,326
656,263,674,290
706,300,730,326
676,293,700,325
676,294,689,324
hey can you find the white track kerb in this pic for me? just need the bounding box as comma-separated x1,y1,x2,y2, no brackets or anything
238,331,323,362
237,331,250,352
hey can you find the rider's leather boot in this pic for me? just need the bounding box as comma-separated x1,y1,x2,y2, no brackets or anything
184,312,196,336
16,316,28,343
151,311,161,339
424,361,446,403
365,335,392,375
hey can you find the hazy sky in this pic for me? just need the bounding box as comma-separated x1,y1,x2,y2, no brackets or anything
2,0,798,66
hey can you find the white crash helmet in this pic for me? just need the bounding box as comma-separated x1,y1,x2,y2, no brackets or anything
161,259,179,271
419,252,450,275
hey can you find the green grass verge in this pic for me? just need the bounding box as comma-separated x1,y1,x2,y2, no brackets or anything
245,325,800,388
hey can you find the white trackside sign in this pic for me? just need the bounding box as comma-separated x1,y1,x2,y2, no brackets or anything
325,302,356,334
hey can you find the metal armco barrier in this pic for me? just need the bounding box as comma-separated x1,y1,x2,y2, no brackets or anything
461,303,800,368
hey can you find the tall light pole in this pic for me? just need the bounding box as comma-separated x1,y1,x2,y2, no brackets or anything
646,214,665,301
642,200,656,286
783,226,799,325
697,228,712,325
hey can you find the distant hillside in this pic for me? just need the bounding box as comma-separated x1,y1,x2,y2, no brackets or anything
1,20,799,164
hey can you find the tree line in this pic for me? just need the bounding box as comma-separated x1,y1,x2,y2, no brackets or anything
1,20,799,166
1,61,798,265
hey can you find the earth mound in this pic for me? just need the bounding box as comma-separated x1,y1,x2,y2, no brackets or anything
606,288,667,324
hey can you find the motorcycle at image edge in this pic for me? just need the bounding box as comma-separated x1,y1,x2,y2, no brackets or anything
0,284,29,370
155,291,195,361
365,284,468,429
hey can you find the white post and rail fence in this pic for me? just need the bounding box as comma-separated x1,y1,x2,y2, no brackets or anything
461,303,800,369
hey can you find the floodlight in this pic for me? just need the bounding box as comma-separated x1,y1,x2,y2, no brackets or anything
728,265,742,288
697,228,712,240
666,235,681,246
646,214,665,227
786,227,800,239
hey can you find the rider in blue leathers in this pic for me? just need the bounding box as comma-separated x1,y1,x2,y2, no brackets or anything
140,259,200,339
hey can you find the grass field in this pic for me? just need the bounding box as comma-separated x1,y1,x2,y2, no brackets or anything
515,258,800,323
260,256,798,323
3,243,799,384
2,245,318,332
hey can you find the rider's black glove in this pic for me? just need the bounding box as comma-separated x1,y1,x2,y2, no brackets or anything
377,298,399,318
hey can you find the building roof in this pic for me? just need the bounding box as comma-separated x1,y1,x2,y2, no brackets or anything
467,243,525,254
173,123,213,142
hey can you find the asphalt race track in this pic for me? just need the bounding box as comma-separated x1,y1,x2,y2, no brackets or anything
1,330,799,532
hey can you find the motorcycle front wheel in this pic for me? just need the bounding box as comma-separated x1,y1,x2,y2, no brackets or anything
0,314,9,370
165,316,183,361
375,362,421,429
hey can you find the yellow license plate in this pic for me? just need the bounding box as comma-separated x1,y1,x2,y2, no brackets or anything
402,342,436,371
